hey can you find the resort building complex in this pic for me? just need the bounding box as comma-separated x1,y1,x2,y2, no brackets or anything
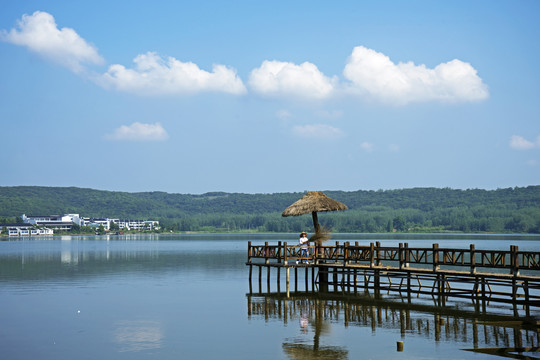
1,214,159,236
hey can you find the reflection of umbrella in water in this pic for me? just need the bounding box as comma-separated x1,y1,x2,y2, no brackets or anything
282,191,348,243
283,299,348,360
282,343,348,360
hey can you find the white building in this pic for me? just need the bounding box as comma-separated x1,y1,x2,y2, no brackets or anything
83,218,110,230
111,219,159,231
21,214,78,231
16,214,159,233
1,224,53,236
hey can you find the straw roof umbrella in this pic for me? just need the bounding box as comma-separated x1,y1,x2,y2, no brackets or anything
282,191,348,240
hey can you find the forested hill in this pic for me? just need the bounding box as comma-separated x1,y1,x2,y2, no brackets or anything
1,186,539,233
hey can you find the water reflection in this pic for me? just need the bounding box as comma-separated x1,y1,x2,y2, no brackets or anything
247,291,540,359
281,297,348,360
0,238,244,284
113,320,163,352
282,343,348,360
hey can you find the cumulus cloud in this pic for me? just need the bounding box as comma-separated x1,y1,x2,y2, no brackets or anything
1,11,490,105
105,122,169,142
249,60,337,99
292,124,344,139
360,142,375,152
343,46,489,104
99,52,246,95
276,109,292,120
388,144,400,152
0,11,104,73
316,109,344,119
510,135,540,150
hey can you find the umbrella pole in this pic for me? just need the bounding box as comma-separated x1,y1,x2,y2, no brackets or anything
312,211,321,264
312,211,320,234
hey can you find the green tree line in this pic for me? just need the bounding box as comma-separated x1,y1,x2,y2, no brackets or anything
0,186,539,233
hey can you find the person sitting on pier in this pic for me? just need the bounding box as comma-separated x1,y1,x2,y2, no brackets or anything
298,232,309,264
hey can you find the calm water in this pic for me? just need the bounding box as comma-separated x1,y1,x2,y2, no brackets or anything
1,233,539,360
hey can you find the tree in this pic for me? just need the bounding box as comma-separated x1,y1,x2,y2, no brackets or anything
386,219,393,232
71,223,81,233
393,216,407,232
109,221,120,231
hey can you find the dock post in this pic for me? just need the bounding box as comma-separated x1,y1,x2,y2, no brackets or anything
286,267,290,297
405,243,410,268
267,265,271,291
248,266,253,294
441,274,446,307
319,266,329,292
511,245,520,276
511,245,519,304
311,266,315,290
376,241,381,266
344,242,349,266
470,244,476,274
248,241,253,293
354,268,358,294
406,271,411,299
524,279,530,317
374,269,380,296
481,275,487,313
258,266,262,294
370,242,375,268
283,242,288,265
433,244,440,272
399,243,404,269
305,267,309,291
373,242,381,295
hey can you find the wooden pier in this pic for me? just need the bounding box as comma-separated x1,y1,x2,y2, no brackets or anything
247,241,540,315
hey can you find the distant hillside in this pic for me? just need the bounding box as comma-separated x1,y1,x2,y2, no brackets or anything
1,186,539,233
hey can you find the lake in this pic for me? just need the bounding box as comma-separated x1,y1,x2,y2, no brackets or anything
1,233,539,360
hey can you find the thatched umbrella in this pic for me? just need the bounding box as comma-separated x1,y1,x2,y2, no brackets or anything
282,191,348,240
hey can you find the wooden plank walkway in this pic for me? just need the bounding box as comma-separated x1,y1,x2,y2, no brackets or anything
247,241,540,315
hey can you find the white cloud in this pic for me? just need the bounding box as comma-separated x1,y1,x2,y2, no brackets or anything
388,144,400,152
99,52,246,95
291,124,344,139
360,142,375,152
0,11,104,73
249,60,337,99
316,109,344,119
343,46,489,104
510,135,540,150
105,122,169,142
276,109,292,120
1,12,490,106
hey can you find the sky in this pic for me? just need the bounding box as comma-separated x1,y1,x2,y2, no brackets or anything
0,0,539,194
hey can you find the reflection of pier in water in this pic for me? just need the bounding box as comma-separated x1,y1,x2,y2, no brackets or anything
247,291,540,359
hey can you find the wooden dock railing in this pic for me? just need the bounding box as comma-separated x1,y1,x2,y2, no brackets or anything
247,241,540,313
247,241,540,275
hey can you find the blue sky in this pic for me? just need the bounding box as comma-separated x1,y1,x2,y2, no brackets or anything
1,0,539,194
